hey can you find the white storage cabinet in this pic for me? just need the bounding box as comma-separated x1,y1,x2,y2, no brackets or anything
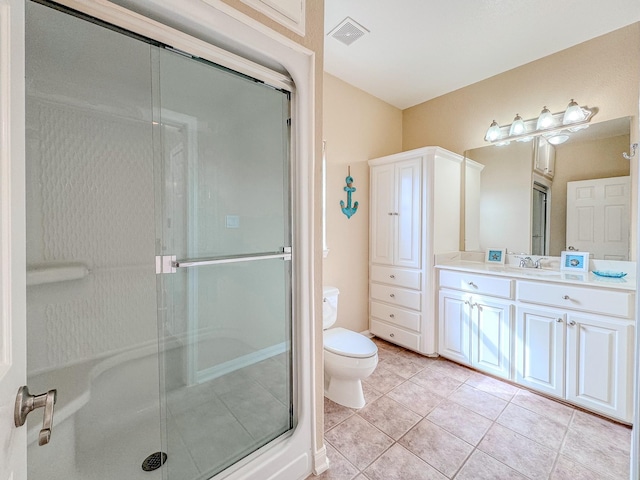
369,147,462,355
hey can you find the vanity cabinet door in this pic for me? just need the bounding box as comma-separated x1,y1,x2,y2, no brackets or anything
438,290,471,365
566,313,633,422
471,296,512,379
534,137,555,179
515,306,566,398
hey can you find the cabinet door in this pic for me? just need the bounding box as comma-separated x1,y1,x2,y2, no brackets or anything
471,297,511,379
515,306,565,398
566,313,633,421
438,290,470,365
370,163,395,265
394,158,421,269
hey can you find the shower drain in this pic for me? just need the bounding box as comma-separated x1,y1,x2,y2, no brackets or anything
141,451,167,472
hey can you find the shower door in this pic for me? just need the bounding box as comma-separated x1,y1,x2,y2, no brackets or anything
22,1,293,479
154,48,294,479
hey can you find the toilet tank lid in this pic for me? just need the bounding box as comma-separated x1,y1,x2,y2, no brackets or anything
324,328,378,358
323,286,340,296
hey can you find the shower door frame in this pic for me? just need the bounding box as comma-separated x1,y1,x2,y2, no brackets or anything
0,0,321,479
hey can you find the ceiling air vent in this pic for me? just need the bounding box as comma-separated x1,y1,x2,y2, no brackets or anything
327,17,369,46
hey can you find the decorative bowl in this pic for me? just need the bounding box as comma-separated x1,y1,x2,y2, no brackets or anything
592,270,627,278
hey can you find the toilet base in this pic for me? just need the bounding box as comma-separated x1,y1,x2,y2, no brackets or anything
325,376,366,409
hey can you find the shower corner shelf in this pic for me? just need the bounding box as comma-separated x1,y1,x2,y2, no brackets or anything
27,262,90,286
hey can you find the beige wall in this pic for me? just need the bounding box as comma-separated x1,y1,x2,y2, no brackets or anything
323,73,402,333
550,134,631,256
403,23,640,155
403,23,640,258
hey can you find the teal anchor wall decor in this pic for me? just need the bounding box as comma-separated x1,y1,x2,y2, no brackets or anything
340,166,359,219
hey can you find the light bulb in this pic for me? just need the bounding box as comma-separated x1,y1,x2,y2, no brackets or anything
563,99,585,124
536,106,554,130
509,114,526,136
484,120,501,142
547,134,570,145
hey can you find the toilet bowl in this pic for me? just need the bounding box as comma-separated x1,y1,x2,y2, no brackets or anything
323,286,378,408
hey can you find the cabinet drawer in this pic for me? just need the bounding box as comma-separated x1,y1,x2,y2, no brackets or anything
371,265,421,290
517,281,633,318
370,301,421,332
439,270,513,299
370,319,420,351
370,283,421,310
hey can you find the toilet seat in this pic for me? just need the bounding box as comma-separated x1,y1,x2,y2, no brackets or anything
323,327,378,359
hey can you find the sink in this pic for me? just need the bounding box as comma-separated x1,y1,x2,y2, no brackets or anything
505,267,561,276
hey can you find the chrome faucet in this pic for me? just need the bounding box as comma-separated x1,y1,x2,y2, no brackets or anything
519,256,533,268
534,257,547,269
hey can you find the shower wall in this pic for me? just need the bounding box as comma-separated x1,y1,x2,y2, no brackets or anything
24,0,159,376
25,99,157,374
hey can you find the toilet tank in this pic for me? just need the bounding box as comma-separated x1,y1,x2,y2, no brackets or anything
322,286,340,329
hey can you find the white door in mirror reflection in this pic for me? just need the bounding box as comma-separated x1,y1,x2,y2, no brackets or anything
566,176,630,260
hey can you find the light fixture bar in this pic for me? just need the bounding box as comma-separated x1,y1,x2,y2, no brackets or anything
484,104,598,145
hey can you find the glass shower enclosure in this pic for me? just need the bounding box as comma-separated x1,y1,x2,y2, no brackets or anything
24,1,293,478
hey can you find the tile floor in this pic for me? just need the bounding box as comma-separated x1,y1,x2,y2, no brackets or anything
310,337,632,480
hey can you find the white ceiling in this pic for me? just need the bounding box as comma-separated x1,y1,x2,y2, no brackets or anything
324,0,640,110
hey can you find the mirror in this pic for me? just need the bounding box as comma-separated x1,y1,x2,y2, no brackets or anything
464,117,631,259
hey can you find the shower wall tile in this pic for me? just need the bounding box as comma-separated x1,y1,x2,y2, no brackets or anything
27,100,157,372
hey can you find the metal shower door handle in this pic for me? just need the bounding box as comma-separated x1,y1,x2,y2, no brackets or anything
15,386,57,446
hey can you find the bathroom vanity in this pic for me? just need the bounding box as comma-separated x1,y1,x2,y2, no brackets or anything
436,259,635,423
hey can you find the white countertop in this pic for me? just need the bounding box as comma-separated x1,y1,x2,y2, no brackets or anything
435,259,636,291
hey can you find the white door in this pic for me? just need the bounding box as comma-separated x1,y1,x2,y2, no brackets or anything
515,306,565,398
566,176,630,260
438,290,471,365
0,1,27,479
394,158,421,269
370,164,395,265
471,297,511,379
566,313,632,421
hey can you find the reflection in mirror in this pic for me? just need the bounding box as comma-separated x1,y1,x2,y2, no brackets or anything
464,117,631,259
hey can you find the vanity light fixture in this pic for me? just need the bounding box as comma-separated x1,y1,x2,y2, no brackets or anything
484,100,597,146
484,120,501,142
562,99,586,124
536,106,553,129
509,114,526,136
547,134,570,145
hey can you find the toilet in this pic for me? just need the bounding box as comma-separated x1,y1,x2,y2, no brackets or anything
323,286,378,408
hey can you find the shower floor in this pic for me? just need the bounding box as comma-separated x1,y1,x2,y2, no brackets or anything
165,352,291,479
28,349,290,480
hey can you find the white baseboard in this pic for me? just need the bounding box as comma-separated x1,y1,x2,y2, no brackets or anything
312,445,330,475
360,329,373,338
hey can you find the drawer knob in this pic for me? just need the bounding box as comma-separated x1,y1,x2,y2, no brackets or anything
562,295,570,300
468,281,477,288
389,275,396,279
390,294,395,298
389,314,395,318
389,333,395,337
556,318,563,323
568,320,576,326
